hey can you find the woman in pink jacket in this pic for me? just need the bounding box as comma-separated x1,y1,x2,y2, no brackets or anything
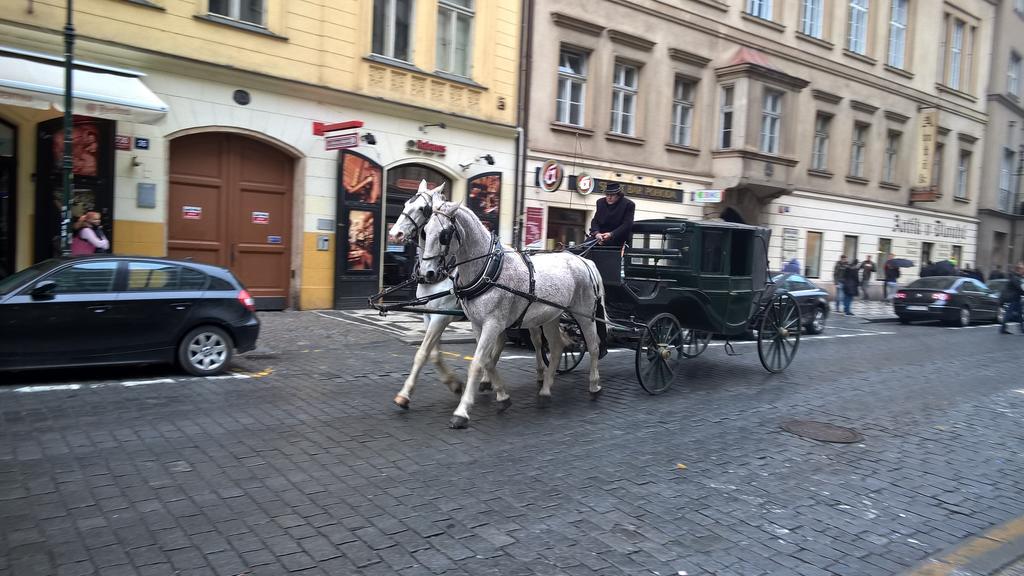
71,211,110,255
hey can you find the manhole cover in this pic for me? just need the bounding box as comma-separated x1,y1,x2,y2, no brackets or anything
781,420,863,443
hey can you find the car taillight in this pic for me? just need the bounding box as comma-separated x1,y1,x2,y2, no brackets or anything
238,289,256,311
932,293,949,301
895,291,907,299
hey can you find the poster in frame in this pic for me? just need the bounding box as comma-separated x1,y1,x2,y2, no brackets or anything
340,151,382,205
345,209,377,272
466,172,501,233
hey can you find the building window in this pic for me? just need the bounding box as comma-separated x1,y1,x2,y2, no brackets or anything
209,0,263,25
1018,0,1024,15
844,235,859,262
609,62,638,136
933,142,944,190
920,241,933,267
887,0,908,69
883,131,900,183
719,86,734,149
811,114,830,171
955,149,970,199
805,231,823,278
801,0,824,38
746,0,773,19
1000,148,1015,212
556,48,586,126
1010,53,1022,97
949,19,964,89
437,0,473,77
848,0,869,55
850,123,868,177
372,0,412,62
671,77,695,146
951,245,962,265
760,90,783,154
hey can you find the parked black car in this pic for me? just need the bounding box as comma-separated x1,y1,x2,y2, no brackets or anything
765,273,831,334
0,256,259,375
894,276,1003,326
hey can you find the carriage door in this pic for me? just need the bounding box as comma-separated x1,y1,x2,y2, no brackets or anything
168,133,293,309
727,229,755,327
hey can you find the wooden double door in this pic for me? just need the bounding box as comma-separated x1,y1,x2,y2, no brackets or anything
168,133,292,309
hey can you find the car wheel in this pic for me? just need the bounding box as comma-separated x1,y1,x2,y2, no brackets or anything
957,306,971,327
805,307,827,335
995,306,1006,325
178,325,234,376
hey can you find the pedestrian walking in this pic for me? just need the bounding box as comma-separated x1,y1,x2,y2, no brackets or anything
783,258,801,273
842,259,859,315
883,253,901,301
999,262,1024,335
859,255,875,300
990,265,1006,281
833,255,848,312
71,211,110,255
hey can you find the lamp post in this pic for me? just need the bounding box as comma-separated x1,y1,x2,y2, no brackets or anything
60,0,75,255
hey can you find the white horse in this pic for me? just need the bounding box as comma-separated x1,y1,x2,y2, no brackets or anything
419,193,607,429
386,181,494,410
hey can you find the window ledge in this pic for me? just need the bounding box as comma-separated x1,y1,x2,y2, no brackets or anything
807,168,834,179
936,83,978,102
690,0,729,11
366,53,425,74
124,0,164,10
665,143,700,156
433,70,486,90
954,196,970,203
883,64,914,79
879,181,902,190
842,49,877,66
194,13,287,40
795,32,833,50
605,132,645,145
364,56,489,92
550,122,594,136
845,175,870,185
741,13,786,33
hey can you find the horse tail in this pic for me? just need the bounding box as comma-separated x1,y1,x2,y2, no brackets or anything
582,258,609,341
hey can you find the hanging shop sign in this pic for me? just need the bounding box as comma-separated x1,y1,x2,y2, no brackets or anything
594,179,684,203
538,160,564,192
575,173,594,195
325,132,359,151
691,189,723,204
910,108,938,202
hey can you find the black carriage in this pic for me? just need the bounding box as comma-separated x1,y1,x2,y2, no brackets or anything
547,218,801,394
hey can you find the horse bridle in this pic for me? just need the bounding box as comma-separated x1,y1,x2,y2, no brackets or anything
398,189,434,246
420,210,461,275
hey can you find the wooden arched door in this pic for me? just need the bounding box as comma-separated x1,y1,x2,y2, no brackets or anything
168,133,293,309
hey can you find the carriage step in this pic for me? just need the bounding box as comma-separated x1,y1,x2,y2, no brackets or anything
724,340,741,356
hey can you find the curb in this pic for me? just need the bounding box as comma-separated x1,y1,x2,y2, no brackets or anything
900,515,1024,576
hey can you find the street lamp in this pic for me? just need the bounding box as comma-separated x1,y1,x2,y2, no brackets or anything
60,1,75,255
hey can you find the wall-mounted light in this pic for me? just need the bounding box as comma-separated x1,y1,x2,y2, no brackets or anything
361,133,377,145
459,154,496,171
419,122,447,133
614,172,623,177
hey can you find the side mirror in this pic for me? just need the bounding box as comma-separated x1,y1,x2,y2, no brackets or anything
30,280,57,300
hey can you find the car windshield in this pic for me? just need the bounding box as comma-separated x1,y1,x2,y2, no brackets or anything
0,260,61,295
907,277,957,290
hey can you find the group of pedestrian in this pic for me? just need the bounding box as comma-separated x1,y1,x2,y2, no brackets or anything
832,255,875,315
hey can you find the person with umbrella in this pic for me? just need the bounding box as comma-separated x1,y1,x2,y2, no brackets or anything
883,253,911,301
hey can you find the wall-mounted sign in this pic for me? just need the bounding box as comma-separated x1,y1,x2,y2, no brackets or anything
892,214,967,240
182,205,202,220
406,139,446,156
539,160,563,192
326,132,359,151
114,135,131,150
576,173,594,195
267,235,282,244
524,206,544,248
134,137,150,150
594,179,684,203
911,108,938,202
692,189,723,204
251,211,270,224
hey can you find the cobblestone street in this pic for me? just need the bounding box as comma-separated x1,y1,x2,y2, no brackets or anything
3,312,1024,576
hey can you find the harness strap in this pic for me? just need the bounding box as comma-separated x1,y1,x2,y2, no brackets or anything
454,233,505,301
507,251,537,330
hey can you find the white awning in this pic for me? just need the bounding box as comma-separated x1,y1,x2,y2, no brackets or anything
0,49,168,124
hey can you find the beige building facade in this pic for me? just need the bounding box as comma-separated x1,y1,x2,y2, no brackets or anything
522,0,994,292
976,0,1024,276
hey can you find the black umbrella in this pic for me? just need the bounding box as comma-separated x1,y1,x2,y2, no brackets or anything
890,258,914,268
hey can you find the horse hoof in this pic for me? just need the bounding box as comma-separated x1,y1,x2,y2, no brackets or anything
497,398,512,412
537,394,551,408
449,415,469,429
589,388,603,400
393,396,410,410
479,381,493,392
536,380,543,391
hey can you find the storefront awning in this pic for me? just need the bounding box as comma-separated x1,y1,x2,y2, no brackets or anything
0,48,168,124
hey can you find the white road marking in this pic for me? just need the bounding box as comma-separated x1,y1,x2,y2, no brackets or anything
13,384,82,393
3,372,256,394
314,310,408,337
122,378,176,387
945,324,1000,330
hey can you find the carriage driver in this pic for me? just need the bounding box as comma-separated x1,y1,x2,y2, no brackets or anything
589,182,636,246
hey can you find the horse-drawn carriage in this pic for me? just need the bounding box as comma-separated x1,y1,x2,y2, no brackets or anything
543,218,801,394
372,182,801,428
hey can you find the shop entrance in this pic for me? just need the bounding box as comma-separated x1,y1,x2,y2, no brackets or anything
168,133,293,309
382,165,451,302
0,119,14,278
546,207,587,250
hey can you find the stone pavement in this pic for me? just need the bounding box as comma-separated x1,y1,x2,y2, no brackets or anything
3,311,1024,576
829,298,899,322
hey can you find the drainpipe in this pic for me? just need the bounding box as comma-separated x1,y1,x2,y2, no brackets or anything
512,0,534,248
60,1,75,256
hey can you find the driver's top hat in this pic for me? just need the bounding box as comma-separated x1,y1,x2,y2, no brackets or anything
603,181,623,195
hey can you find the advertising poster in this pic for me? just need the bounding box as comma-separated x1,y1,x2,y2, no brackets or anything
467,172,501,233
347,209,375,271
341,152,382,204
51,120,100,177
525,206,544,249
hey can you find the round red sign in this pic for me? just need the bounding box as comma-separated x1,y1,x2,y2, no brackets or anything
540,160,563,193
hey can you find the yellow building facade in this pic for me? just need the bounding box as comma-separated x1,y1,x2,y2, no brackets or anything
0,0,520,309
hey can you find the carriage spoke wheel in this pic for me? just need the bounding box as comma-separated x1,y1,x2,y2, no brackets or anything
541,313,586,374
757,293,801,373
680,329,712,358
635,313,684,395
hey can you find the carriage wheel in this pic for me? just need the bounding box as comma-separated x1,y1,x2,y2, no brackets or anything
541,313,586,374
757,293,801,373
680,329,712,358
635,313,684,395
